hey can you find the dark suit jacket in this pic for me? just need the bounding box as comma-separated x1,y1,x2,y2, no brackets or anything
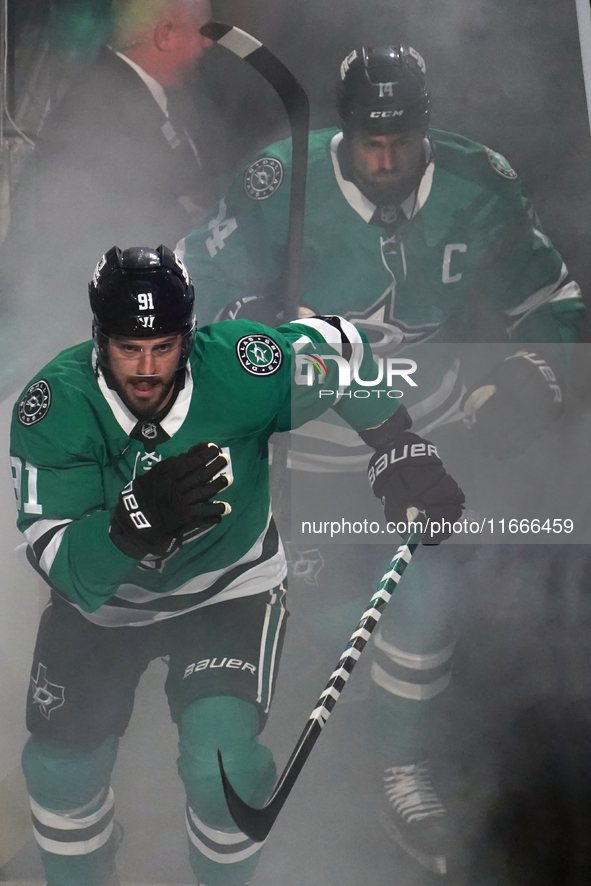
3,49,223,342
36,48,217,246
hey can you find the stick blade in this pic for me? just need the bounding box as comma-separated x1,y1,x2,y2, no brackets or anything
218,750,279,843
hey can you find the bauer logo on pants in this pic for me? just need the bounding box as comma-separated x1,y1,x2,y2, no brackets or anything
236,335,283,375
244,157,284,199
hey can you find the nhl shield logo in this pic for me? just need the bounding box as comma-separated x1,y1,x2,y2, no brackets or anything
244,158,284,200
141,421,158,440
18,380,52,426
380,205,398,226
236,335,283,376
31,663,65,720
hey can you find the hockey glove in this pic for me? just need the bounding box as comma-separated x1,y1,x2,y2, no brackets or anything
109,442,231,559
363,409,465,545
463,350,563,459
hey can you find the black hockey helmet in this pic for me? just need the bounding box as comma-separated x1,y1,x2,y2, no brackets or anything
337,45,430,135
89,245,195,367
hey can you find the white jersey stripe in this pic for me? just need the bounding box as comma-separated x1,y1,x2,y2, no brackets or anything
39,526,69,575
505,263,583,332
293,316,364,349
23,518,72,547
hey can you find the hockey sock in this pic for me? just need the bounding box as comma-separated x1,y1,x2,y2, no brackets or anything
21,735,119,886
369,543,457,764
178,696,276,886
371,683,450,764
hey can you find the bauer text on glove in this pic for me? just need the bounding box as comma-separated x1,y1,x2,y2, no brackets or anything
367,431,465,545
109,442,231,559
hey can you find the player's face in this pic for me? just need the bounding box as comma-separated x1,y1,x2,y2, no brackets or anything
169,1,213,83
107,334,183,416
350,129,425,201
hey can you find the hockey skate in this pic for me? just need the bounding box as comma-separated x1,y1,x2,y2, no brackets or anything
380,760,449,875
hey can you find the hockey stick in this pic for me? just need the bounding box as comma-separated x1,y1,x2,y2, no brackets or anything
218,528,421,842
200,22,309,321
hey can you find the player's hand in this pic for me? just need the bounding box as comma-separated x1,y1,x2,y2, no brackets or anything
463,350,563,459
109,442,232,559
367,432,465,545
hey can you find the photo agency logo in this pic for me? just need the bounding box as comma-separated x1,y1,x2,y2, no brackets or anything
294,351,418,399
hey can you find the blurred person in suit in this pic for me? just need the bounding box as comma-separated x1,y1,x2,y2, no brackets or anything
2,0,222,351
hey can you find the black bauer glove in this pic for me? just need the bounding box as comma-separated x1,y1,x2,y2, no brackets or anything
367,431,465,545
463,350,563,459
109,442,231,559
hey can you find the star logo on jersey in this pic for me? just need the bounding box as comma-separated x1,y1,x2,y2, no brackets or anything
18,380,52,426
31,663,65,720
244,158,284,200
345,290,442,354
236,335,283,376
285,542,325,587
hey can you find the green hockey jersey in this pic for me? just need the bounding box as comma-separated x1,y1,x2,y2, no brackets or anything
179,128,583,344
10,317,393,626
179,128,583,476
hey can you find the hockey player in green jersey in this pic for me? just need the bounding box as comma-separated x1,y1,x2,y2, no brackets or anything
177,45,584,875
10,244,463,886
178,49,583,345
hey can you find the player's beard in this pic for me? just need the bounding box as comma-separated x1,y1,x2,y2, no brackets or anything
340,136,427,207
115,374,176,418
353,167,423,207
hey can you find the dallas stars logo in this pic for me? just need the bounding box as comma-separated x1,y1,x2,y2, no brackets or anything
484,146,518,180
244,157,284,200
18,380,52,426
285,542,325,587
31,663,65,720
236,335,283,376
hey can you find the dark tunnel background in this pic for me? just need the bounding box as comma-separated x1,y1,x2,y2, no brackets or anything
1,2,591,884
